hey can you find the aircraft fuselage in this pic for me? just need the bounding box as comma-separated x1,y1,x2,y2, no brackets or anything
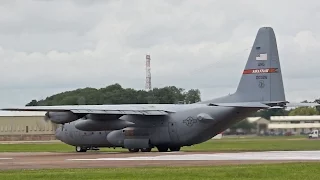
55,105,259,150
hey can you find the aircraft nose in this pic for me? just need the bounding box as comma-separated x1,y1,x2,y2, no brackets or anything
55,126,62,140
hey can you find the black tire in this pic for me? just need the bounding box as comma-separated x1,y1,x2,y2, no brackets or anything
128,148,139,153
156,146,168,152
169,147,181,151
75,146,87,152
140,148,152,152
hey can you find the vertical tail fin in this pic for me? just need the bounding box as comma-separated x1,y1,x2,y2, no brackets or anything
235,27,286,102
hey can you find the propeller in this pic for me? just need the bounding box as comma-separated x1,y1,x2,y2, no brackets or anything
36,111,52,130
38,111,53,128
43,112,50,122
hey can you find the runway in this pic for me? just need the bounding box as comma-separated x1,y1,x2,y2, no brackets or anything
0,151,320,170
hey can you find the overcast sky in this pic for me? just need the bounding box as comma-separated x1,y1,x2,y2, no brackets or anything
0,0,319,107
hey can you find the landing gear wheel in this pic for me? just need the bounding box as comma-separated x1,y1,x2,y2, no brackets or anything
169,147,181,151
75,146,87,152
128,148,139,153
140,148,152,152
156,146,168,152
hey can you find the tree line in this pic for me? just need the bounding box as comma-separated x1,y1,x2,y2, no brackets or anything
26,83,201,106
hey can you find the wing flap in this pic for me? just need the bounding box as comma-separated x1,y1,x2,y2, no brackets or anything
70,109,168,115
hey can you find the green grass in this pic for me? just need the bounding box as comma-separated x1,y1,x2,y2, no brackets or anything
182,136,320,152
0,143,74,152
0,162,319,180
0,136,319,152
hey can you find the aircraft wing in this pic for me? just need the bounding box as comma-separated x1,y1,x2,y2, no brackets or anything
1,105,173,116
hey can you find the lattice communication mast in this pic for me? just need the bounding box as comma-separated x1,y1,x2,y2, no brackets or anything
145,54,152,91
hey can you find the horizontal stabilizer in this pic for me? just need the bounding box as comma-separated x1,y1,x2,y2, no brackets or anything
285,103,320,107
208,102,270,108
261,102,319,109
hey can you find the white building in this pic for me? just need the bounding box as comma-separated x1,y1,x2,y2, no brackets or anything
0,111,54,134
268,115,320,134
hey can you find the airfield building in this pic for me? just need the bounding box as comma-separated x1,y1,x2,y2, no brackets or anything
224,116,320,136
0,111,57,141
268,115,320,135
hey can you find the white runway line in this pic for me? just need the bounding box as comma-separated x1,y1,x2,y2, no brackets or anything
66,151,320,161
0,158,13,160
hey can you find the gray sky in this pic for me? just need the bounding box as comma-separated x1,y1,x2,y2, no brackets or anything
0,0,319,107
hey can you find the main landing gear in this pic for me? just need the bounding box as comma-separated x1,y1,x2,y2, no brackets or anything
127,146,181,153
156,146,181,152
128,148,152,152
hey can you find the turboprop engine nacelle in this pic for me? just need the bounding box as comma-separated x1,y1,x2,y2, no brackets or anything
45,111,81,124
74,119,135,131
106,128,151,148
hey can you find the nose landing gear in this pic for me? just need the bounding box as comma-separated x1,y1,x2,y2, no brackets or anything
75,146,100,152
75,146,87,152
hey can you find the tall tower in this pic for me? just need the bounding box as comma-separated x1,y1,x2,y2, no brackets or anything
145,54,152,91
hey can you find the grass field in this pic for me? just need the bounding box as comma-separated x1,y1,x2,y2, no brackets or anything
0,135,319,152
0,162,319,180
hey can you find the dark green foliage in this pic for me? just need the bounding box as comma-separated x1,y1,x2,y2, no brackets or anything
26,83,201,106
313,98,320,113
288,107,319,116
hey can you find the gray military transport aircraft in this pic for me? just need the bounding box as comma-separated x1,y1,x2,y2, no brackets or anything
1,27,319,153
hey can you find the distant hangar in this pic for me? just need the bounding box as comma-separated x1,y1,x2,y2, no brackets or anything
268,115,320,134
0,111,57,141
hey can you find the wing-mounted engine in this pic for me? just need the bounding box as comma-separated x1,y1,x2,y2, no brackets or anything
45,111,84,124
74,114,135,131
75,119,135,131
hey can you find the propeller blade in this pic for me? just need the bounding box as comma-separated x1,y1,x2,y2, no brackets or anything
43,112,50,122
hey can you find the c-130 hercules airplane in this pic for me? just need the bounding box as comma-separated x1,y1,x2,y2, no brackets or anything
2,27,319,153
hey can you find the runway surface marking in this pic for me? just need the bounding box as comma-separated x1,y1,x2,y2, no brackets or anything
0,158,13,160
67,151,320,161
